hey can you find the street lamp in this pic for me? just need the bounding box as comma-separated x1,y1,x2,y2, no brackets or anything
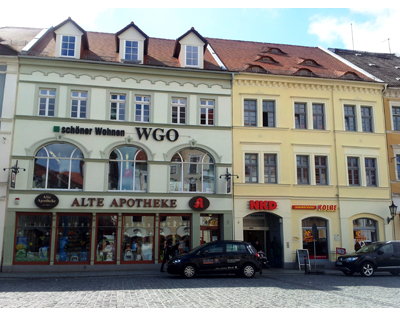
387,201,398,224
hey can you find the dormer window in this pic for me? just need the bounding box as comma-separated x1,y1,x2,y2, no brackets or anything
186,46,199,66
53,17,88,60
173,27,208,69
342,72,360,80
295,68,314,76
262,47,286,55
256,56,278,63
61,36,76,57
116,22,149,65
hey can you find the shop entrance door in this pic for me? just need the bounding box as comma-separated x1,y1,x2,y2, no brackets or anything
243,230,267,253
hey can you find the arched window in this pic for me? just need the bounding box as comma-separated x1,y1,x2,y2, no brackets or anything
108,146,147,191
33,143,84,190
353,218,377,250
170,148,215,193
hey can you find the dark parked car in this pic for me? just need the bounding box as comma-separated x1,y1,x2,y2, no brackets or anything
167,240,262,278
335,241,400,277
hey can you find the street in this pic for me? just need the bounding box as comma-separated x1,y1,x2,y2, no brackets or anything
0,269,400,308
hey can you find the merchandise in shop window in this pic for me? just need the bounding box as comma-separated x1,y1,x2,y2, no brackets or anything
14,214,52,263
96,215,117,263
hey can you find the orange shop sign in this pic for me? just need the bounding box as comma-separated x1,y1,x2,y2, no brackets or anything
292,205,316,210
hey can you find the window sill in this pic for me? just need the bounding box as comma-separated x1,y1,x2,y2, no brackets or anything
293,184,334,187
32,188,83,191
291,128,331,132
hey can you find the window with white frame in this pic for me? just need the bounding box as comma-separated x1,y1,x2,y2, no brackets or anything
397,155,400,180
245,154,258,183
71,91,87,119
244,99,257,126
347,157,360,186
295,103,307,129
125,41,139,61
344,105,356,131
200,99,214,126
361,106,373,132
365,158,376,186
61,36,76,57
315,156,328,185
110,94,126,121
186,46,199,66
264,154,277,183
392,106,400,131
263,100,275,127
313,104,325,130
296,155,309,184
171,98,186,124
135,96,150,122
38,89,56,117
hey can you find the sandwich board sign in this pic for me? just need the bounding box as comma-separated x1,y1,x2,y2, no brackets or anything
296,249,311,270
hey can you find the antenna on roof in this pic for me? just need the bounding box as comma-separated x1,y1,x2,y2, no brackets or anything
351,23,354,50
382,38,391,54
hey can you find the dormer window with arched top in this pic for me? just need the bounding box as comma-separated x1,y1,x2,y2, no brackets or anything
262,47,286,55
256,56,278,64
300,59,320,67
342,72,360,80
248,66,266,73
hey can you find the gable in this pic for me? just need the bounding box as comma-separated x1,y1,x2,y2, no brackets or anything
117,27,146,41
54,21,84,36
179,32,205,46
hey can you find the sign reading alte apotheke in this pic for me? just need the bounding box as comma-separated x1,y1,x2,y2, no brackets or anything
71,197,177,208
53,126,179,142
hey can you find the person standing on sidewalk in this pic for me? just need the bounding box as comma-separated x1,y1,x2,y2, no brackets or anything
160,238,173,272
271,237,282,268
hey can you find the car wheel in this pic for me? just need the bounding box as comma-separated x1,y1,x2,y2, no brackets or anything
241,263,255,278
390,271,399,276
360,262,375,277
181,264,196,278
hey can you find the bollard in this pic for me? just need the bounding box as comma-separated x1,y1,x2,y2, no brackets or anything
304,256,308,274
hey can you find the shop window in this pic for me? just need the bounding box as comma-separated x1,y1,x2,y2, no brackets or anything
108,146,147,191
122,215,154,263
14,214,52,264
95,215,118,264
200,214,220,244
353,218,377,251
170,148,214,193
302,217,328,259
55,214,92,264
33,143,84,190
159,215,191,260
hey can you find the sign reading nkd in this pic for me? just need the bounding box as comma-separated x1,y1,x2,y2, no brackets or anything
249,200,277,211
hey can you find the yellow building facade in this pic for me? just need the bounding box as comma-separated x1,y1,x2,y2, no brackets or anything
232,73,391,268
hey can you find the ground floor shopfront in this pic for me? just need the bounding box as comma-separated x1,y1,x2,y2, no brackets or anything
234,197,391,269
1,193,233,272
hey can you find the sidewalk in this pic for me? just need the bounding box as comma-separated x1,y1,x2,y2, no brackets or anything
0,267,343,279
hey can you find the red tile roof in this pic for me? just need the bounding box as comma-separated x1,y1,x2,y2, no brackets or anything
0,25,375,81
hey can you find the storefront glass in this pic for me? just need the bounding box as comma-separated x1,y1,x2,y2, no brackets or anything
122,215,154,262
159,215,191,260
302,217,328,259
55,214,92,263
14,214,52,263
170,148,215,193
96,215,118,263
33,143,84,190
353,218,377,251
108,146,147,191
200,214,220,244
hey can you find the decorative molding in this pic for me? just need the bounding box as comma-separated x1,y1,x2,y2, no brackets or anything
384,89,400,99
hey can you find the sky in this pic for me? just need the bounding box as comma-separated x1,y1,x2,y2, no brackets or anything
2,2,400,54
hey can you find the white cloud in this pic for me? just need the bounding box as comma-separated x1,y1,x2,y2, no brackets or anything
308,9,400,54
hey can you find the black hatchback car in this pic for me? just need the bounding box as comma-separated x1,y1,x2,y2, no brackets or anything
167,240,262,278
335,241,400,277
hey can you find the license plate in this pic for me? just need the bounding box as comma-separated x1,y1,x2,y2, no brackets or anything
336,262,342,265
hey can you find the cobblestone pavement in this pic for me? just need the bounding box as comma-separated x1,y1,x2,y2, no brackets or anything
0,270,400,308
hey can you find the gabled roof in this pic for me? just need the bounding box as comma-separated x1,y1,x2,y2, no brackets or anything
115,22,149,54
329,48,400,87
173,27,208,58
207,38,374,81
53,17,89,50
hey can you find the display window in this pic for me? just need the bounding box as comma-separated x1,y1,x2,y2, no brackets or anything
14,213,52,264
95,214,118,264
200,214,220,244
121,215,154,263
302,217,328,259
159,214,191,260
55,214,92,264
353,218,377,251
